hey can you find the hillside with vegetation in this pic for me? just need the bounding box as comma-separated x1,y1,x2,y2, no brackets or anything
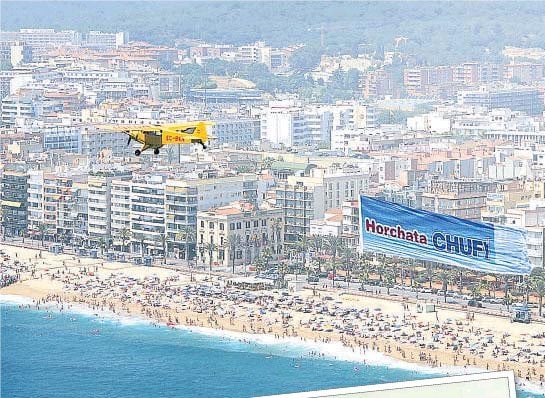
3,1,545,65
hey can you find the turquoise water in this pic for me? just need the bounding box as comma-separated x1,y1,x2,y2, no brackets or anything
1,303,542,398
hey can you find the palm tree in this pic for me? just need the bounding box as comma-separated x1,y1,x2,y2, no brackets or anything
457,270,465,294
384,268,396,295
310,234,324,251
97,237,106,256
470,281,483,300
261,247,273,270
261,157,275,170
502,274,511,304
249,233,261,264
340,247,356,290
426,262,435,289
204,242,218,273
118,228,131,253
37,223,48,246
357,253,370,288
140,237,146,258
271,218,283,256
530,268,545,316
296,235,310,275
375,258,386,283
407,259,416,288
177,226,196,268
325,234,343,287
160,233,168,264
437,269,454,303
226,234,242,273
310,234,325,273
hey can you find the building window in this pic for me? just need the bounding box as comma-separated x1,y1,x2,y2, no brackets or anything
253,220,258,227
230,223,235,230
245,221,251,228
219,223,224,231
209,222,214,229
200,221,204,227
236,222,241,230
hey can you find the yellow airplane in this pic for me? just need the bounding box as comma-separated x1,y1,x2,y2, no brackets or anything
101,121,213,156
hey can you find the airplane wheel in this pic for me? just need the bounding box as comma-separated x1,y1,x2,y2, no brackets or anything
135,150,141,156
154,148,160,155
202,144,207,149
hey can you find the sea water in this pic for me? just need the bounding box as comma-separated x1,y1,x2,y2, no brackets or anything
1,302,543,398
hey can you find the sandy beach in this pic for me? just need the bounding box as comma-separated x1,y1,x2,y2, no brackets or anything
2,243,545,392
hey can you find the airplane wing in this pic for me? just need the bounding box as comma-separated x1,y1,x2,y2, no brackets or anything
96,124,163,132
161,121,214,131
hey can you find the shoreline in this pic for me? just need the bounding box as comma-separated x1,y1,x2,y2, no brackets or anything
1,243,545,394
2,292,544,396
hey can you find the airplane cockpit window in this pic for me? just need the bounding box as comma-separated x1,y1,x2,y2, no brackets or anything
180,127,196,134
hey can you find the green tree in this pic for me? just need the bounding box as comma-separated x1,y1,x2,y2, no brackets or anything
204,242,218,273
384,268,396,296
37,223,48,247
160,233,169,265
176,226,196,267
271,218,283,256
295,235,310,275
340,247,356,290
325,234,343,287
118,228,131,253
226,234,242,273
437,269,454,303
470,281,483,300
530,269,545,316
97,237,106,256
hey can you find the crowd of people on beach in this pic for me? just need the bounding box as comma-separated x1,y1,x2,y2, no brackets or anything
1,246,545,389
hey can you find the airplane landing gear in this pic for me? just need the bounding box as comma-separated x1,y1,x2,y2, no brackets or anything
135,149,141,156
154,148,160,155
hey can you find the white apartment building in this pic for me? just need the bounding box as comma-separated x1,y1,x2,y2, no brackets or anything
87,172,132,241
85,31,128,49
275,165,369,243
211,118,259,148
0,29,81,56
81,127,133,157
27,170,44,233
130,174,167,255
1,95,34,125
110,179,132,248
310,209,343,237
40,125,82,153
505,200,545,268
260,100,376,149
27,171,87,241
260,100,308,147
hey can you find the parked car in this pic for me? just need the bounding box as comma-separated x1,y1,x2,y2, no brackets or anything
468,300,483,308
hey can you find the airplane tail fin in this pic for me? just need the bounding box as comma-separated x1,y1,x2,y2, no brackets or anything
196,121,214,144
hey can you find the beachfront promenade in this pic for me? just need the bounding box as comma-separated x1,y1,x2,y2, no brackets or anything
1,242,545,390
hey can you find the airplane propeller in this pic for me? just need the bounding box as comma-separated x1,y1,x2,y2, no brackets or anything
127,136,131,146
